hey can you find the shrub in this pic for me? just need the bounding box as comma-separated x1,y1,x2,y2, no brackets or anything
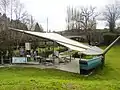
103,33,118,45
72,52,80,58
40,50,53,58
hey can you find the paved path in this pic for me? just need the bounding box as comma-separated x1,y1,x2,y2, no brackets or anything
56,58,80,73
0,59,80,74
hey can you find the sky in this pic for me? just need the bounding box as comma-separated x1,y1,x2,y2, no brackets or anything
20,0,116,31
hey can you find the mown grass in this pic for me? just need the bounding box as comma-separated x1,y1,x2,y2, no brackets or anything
0,45,120,90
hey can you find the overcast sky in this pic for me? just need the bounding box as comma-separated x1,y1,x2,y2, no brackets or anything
20,0,115,31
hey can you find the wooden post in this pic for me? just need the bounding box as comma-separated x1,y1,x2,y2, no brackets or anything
70,55,71,62
101,54,105,69
58,45,60,64
10,58,12,65
79,52,82,74
1,56,3,65
9,57,12,65
45,41,46,62
53,41,55,64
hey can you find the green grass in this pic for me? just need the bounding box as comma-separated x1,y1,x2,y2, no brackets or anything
0,45,120,90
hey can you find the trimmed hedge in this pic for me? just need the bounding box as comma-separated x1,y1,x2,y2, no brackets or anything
103,33,119,45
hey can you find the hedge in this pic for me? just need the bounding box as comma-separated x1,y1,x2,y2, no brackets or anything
103,33,119,45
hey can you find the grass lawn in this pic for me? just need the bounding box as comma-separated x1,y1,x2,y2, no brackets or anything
0,45,120,90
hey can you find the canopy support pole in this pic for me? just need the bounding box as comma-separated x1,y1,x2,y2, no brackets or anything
79,52,82,74
1,55,3,65
58,45,60,64
45,41,46,62
101,54,105,69
101,36,120,67
53,41,55,64
70,55,71,62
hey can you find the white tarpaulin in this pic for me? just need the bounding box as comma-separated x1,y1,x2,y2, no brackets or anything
9,28,103,55
82,46,103,55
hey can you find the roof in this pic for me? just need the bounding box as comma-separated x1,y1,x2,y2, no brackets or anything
82,46,103,55
9,28,103,55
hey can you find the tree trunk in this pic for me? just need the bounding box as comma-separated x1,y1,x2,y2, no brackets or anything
109,22,115,32
86,31,91,45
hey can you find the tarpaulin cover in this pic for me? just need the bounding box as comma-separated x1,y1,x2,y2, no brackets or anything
9,28,103,55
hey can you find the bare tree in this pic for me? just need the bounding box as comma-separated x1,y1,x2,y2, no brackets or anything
0,0,10,14
10,0,15,20
12,0,28,28
75,6,98,30
66,6,71,30
72,8,83,29
14,0,28,21
103,2,120,32
66,6,98,30
27,15,35,30
66,6,99,45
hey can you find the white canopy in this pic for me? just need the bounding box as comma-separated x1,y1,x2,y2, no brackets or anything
9,28,103,55
82,46,103,55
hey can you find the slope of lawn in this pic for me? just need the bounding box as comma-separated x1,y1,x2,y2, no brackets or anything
0,45,120,90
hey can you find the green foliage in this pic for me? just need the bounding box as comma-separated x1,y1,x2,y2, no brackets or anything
37,46,69,57
42,50,53,58
72,52,94,59
72,52,80,58
13,49,19,57
36,46,67,57
58,47,68,53
83,55,94,59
